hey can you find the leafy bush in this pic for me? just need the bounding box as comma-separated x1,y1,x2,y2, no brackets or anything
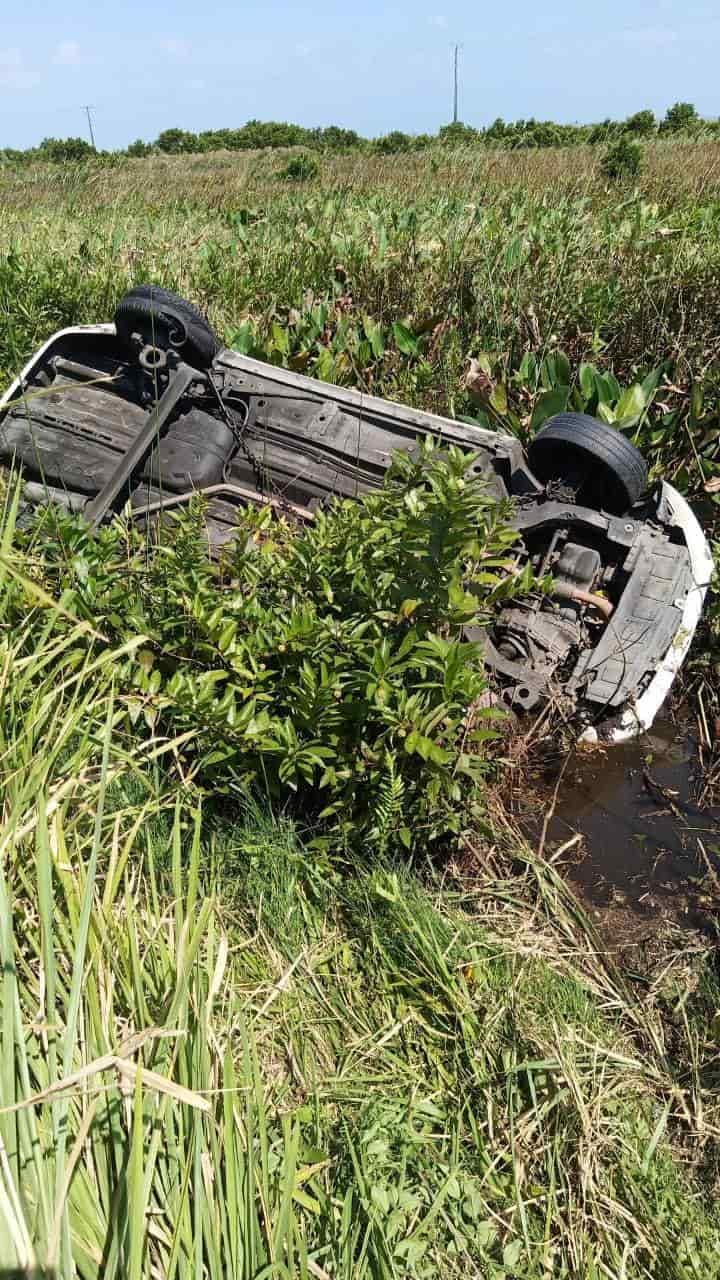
484,117,587,149
373,131,412,154
126,138,153,157
279,151,319,182
600,137,643,180
10,106,720,166
30,445,526,850
311,124,362,150
229,119,313,149
38,136,96,162
624,109,656,137
156,127,198,154
661,101,699,134
438,121,480,146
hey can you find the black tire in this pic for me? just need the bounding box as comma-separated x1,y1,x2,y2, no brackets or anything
528,411,648,514
114,284,220,370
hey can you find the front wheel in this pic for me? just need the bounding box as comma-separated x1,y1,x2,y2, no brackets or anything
528,412,649,514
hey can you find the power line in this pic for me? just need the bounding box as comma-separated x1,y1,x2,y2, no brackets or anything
83,105,96,149
452,44,460,124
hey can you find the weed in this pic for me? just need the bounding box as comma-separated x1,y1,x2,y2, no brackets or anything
601,137,644,180
279,151,319,182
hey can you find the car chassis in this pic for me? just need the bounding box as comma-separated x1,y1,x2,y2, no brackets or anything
0,287,713,745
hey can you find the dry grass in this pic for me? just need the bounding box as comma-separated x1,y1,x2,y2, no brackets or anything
3,138,720,208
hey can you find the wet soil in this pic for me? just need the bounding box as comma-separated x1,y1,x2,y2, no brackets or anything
520,713,720,948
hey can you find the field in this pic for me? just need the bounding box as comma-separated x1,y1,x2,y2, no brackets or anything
0,141,719,1278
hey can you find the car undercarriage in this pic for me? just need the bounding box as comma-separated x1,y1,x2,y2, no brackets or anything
0,286,713,744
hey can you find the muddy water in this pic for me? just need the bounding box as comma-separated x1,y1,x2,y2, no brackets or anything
538,715,719,944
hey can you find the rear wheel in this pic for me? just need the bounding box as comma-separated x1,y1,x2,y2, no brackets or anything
528,412,648,514
114,284,220,370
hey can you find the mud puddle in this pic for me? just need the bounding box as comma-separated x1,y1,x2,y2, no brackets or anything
523,713,719,947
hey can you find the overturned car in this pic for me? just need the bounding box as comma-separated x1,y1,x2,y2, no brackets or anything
0,286,713,744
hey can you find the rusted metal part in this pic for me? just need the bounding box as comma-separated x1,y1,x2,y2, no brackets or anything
132,482,315,524
85,362,197,527
552,583,614,620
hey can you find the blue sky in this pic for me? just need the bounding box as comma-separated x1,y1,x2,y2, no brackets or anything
1,1,718,149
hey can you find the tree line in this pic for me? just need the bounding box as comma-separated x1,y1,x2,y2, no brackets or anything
1,103,715,164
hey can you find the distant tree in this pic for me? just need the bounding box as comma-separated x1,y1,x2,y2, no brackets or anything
373,131,412,154
39,136,95,162
516,120,565,148
484,118,508,142
126,138,152,157
237,120,311,149
315,125,361,150
587,118,622,144
156,128,197,154
195,129,222,149
661,102,699,133
438,120,479,146
624,109,656,136
0,147,32,164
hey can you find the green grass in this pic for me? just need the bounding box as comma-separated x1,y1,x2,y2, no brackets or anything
0,144,719,1276
0,488,718,1278
2,143,720,492
1,143,717,740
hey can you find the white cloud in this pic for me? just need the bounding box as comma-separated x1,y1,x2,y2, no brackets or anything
160,37,190,59
53,39,82,66
429,14,448,27
0,47,39,90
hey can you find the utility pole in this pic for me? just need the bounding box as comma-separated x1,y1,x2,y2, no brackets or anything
452,44,460,123
83,105,96,150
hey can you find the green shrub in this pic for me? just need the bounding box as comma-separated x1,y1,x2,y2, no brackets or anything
312,124,362,150
279,151,319,181
126,138,153,157
661,101,699,134
600,137,643,180
29,445,528,850
623,109,656,137
155,127,198,154
438,121,479,147
373,131,412,154
38,136,96,162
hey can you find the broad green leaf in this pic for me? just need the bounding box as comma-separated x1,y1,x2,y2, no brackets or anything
554,350,572,386
597,401,616,424
371,1184,390,1213
363,316,385,359
615,383,646,423
579,363,597,402
392,321,419,356
503,1238,523,1269
530,386,569,432
490,382,508,414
